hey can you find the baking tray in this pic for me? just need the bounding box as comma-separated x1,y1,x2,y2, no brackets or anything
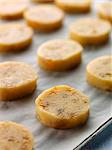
0,0,112,149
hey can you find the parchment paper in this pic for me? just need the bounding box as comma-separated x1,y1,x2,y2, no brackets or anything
0,0,112,150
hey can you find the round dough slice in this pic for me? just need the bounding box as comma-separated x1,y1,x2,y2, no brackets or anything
32,0,54,3
55,0,92,13
0,0,28,19
0,121,34,150
35,85,89,129
86,56,112,91
24,5,64,32
97,2,112,23
69,18,111,45
0,61,38,101
37,39,83,71
0,23,33,52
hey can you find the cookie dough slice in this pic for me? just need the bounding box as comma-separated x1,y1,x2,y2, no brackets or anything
32,0,54,3
0,23,33,52
0,61,38,101
0,121,34,150
97,2,112,23
24,5,64,32
86,56,112,91
35,85,89,129
37,39,83,71
0,0,28,19
69,18,111,45
55,0,92,13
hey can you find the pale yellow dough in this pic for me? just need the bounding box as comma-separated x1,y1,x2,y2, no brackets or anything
35,85,89,129
0,0,28,19
0,23,33,52
32,0,54,3
69,18,111,45
0,121,34,150
0,61,37,101
37,39,83,71
24,5,64,32
55,0,92,13
97,2,112,23
86,56,112,91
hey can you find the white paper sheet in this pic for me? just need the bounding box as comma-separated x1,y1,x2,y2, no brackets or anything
0,0,112,150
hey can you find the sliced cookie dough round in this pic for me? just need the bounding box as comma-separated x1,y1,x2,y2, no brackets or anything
24,5,64,32
35,85,89,129
86,56,112,91
97,2,112,23
0,23,33,52
55,0,92,13
0,61,38,101
0,121,34,150
37,39,83,71
32,0,54,3
69,18,111,45
0,0,28,19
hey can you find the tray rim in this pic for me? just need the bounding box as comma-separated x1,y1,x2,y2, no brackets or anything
73,117,112,150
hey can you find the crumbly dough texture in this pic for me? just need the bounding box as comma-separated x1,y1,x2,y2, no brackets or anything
0,61,37,101
35,85,89,129
0,0,28,19
0,121,34,150
69,18,111,45
55,0,92,13
24,5,64,32
38,39,83,71
97,2,112,23
87,56,112,91
0,23,33,52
